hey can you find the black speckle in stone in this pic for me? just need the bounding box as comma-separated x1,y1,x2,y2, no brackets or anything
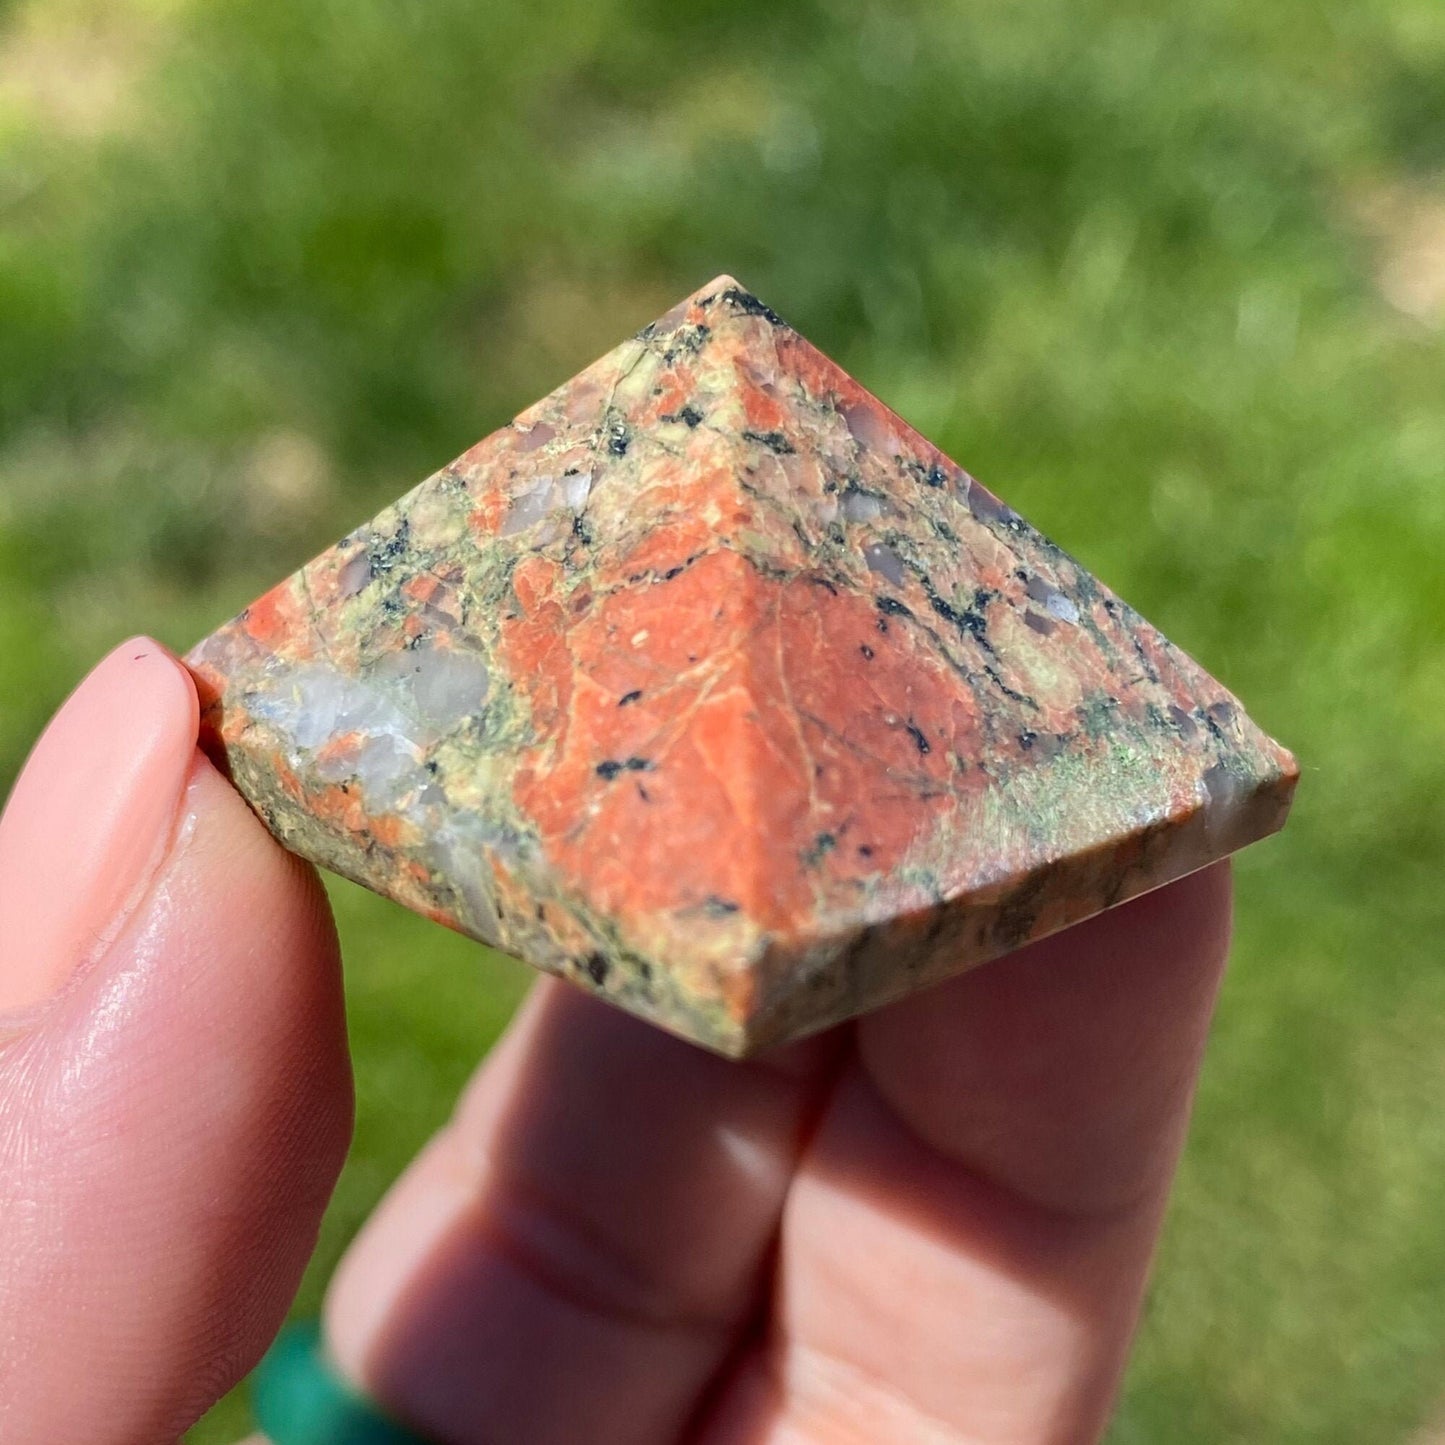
905,719,931,755
859,643,875,660
662,325,712,363
984,664,1034,708
607,423,630,456
593,757,654,780
679,404,703,427
925,464,948,488
802,832,838,867
920,575,998,649
703,895,741,916
1019,729,1038,751
876,595,913,619
717,286,787,327
584,952,610,986
958,589,999,644
618,689,643,707
858,844,875,859
367,517,411,576
741,428,795,454
927,591,964,627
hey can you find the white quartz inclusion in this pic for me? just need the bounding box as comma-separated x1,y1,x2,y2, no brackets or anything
244,640,514,948
841,489,885,523
372,643,490,735
1045,591,1080,624
501,471,594,538
253,641,490,807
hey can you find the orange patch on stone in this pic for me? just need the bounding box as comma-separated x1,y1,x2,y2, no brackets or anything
243,580,310,651
403,573,444,605
740,379,787,433
499,547,978,953
649,364,699,421
313,731,365,773
270,753,305,804
304,779,372,836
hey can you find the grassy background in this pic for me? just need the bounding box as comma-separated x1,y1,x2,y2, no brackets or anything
2,0,1444,1438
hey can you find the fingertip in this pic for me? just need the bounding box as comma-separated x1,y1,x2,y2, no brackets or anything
0,637,200,1017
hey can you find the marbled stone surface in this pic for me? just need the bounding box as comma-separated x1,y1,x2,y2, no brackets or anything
188,276,1298,1056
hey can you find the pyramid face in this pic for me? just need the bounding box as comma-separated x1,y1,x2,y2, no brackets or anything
188,276,1297,1056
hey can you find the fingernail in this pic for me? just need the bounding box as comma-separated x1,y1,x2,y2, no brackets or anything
0,638,199,1015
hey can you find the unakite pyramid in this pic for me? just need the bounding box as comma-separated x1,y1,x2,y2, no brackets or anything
188,276,1297,1056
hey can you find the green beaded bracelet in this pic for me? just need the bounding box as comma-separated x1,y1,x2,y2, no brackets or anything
251,1321,428,1445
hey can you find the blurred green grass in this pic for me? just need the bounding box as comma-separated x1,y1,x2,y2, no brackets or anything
2,0,1443,1439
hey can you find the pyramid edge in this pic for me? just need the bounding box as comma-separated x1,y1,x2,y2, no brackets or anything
726,746,1299,1057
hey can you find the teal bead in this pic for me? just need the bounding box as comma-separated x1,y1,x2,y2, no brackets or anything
251,1321,427,1445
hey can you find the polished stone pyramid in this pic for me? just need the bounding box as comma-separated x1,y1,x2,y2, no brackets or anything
188,276,1297,1056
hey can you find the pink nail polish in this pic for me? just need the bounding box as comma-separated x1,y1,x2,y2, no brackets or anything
0,638,199,1016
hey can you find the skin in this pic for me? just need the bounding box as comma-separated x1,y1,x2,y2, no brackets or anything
0,640,1233,1445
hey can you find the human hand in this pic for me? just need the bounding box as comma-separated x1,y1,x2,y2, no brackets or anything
0,638,1232,1445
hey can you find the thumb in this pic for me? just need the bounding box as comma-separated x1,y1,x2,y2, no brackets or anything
0,639,353,1444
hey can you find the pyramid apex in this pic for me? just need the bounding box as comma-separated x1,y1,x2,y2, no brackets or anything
695,271,747,296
